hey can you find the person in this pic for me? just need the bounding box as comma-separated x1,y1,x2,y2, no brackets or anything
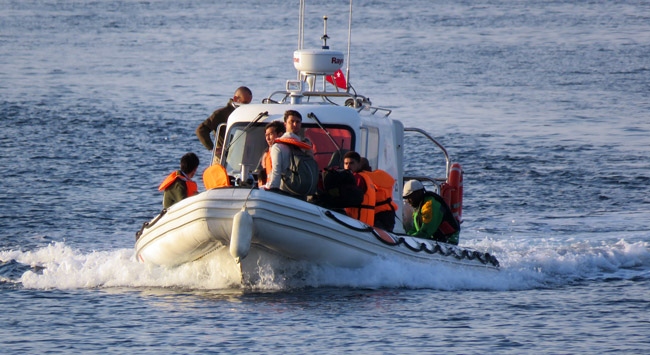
265,110,316,198
402,179,460,245
359,159,398,232
159,152,200,209
196,86,253,164
256,120,285,187
343,151,376,226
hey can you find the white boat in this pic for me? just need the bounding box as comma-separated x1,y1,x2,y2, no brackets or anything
135,1,499,284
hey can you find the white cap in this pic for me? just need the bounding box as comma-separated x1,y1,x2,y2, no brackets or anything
403,180,424,197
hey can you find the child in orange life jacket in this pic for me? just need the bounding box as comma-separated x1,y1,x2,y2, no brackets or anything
159,152,200,209
343,152,376,226
256,121,286,187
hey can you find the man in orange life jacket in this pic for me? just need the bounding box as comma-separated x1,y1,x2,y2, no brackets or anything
403,180,460,245
256,120,286,187
343,151,376,226
265,110,314,197
359,158,398,232
159,152,200,209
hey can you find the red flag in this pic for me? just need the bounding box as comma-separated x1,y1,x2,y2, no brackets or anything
326,69,347,89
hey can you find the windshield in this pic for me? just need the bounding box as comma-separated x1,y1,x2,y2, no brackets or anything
223,123,355,178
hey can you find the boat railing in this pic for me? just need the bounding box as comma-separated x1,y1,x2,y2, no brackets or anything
263,90,359,102
403,127,451,192
358,104,392,117
262,90,391,116
402,175,446,194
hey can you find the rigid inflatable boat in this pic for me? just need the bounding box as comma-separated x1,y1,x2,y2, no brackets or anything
135,1,499,285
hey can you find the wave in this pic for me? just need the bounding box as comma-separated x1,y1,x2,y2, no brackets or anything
1,238,648,292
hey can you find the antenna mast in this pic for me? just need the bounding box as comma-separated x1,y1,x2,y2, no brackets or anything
346,0,352,92
298,0,305,80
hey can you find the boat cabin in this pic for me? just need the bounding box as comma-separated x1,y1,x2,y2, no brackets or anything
216,98,405,221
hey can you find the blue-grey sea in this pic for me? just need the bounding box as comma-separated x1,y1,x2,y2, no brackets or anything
1,0,649,353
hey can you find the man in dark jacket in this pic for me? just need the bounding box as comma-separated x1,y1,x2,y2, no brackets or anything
196,86,252,164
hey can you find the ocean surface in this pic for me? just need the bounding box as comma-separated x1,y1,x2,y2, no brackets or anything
1,0,649,353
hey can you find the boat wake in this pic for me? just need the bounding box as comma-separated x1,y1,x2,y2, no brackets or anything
2,237,648,291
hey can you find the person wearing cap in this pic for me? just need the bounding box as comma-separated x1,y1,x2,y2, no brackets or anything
196,86,253,165
402,180,460,245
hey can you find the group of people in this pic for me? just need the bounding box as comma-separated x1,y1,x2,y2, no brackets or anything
158,86,459,245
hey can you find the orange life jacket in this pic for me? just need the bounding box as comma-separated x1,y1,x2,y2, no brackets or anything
274,136,313,150
365,169,398,214
158,171,198,197
258,150,273,187
203,164,231,190
345,172,376,226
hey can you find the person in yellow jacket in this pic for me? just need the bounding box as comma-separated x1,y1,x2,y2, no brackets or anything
403,180,460,245
159,152,200,209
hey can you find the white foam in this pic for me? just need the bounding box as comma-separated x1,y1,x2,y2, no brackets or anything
3,237,648,291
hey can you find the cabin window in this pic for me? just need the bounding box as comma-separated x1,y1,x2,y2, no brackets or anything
359,126,380,170
223,124,267,177
223,123,355,178
303,125,354,170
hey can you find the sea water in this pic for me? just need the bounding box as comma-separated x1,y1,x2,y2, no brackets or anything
1,0,649,353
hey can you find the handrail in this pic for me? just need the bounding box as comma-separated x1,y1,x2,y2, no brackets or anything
360,105,392,117
264,90,368,102
404,127,451,178
262,90,392,117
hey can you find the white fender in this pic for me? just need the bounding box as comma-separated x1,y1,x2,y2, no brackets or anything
230,208,253,263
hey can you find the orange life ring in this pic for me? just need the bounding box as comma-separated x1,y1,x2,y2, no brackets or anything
440,163,463,223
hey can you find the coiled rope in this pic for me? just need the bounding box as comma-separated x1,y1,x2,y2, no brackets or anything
324,210,499,267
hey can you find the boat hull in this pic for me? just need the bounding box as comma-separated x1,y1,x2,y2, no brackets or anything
135,188,499,283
